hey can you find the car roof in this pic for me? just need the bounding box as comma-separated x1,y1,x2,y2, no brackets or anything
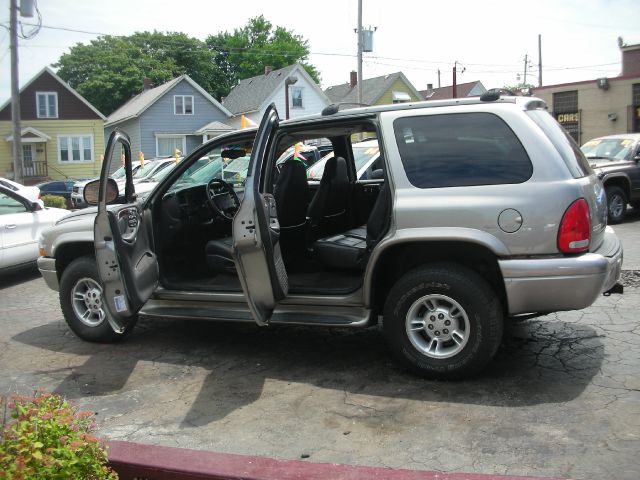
584,134,640,142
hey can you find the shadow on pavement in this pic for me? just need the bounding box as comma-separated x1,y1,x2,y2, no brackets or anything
13,315,604,428
0,264,41,289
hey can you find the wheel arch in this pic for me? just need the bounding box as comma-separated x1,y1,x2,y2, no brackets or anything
55,241,95,281
365,237,508,317
603,174,631,199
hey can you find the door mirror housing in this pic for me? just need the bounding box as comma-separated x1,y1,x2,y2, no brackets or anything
84,178,119,205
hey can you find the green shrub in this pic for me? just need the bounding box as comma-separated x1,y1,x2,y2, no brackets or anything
0,392,118,479
41,195,67,209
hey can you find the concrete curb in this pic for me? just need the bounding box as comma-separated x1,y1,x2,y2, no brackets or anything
107,440,570,480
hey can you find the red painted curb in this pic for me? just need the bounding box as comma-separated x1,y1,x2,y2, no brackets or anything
107,440,570,480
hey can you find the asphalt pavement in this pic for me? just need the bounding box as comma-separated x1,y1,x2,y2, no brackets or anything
1,217,639,480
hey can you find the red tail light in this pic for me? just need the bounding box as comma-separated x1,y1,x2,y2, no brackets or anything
558,198,590,253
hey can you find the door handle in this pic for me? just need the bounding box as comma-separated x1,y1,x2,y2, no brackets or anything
5,224,17,229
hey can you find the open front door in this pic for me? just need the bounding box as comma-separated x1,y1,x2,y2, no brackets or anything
94,130,159,333
232,105,288,326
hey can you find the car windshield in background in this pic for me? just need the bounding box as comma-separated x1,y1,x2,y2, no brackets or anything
581,138,635,161
307,142,380,180
167,157,224,193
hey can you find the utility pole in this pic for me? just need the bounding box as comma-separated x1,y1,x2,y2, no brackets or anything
437,69,441,88
452,63,457,99
523,54,529,86
538,34,542,87
356,0,363,107
10,0,22,184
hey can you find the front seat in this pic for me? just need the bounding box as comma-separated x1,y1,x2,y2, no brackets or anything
313,182,390,270
306,156,349,240
206,158,309,273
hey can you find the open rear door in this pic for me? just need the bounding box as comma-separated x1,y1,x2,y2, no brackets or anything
232,105,288,326
94,130,159,333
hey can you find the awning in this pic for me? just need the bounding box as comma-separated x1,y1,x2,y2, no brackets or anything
391,91,412,103
5,126,51,143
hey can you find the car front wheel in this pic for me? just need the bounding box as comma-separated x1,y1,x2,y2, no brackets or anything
606,186,627,224
59,255,136,342
383,263,503,379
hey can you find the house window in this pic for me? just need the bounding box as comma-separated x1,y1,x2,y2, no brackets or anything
58,135,93,162
291,87,303,108
36,92,58,118
156,135,186,156
174,95,194,115
392,91,412,103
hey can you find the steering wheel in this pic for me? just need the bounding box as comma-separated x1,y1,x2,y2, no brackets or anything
206,178,240,221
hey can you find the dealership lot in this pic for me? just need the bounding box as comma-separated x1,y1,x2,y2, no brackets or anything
1,217,639,479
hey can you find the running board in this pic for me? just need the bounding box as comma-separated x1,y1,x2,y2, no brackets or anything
140,299,374,328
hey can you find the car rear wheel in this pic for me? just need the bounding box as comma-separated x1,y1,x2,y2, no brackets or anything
59,255,136,342
606,186,627,224
383,263,503,379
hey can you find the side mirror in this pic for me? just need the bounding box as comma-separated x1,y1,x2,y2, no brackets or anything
634,155,640,162
31,202,42,211
84,178,119,205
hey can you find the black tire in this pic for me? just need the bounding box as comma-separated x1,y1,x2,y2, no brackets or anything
606,186,627,224
59,255,137,343
383,263,503,380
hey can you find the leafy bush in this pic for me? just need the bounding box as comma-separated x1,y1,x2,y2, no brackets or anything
0,392,118,479
41,195,67,209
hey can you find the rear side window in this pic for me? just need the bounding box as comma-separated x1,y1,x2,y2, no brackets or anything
526,109,592,178
394,113,532,189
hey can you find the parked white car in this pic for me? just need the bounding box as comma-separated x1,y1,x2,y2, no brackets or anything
0,186,68,271
0,177,42,205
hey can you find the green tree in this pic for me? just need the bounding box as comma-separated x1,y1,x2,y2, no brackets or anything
55,32,220,115
206,15,320,98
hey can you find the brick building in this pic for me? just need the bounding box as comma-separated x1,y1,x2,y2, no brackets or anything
532,41,640,144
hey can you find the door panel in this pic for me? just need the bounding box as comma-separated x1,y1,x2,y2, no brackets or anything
94,130,158,333
232,105,288,326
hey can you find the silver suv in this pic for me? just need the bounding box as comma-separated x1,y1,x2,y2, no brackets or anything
38,96,623,379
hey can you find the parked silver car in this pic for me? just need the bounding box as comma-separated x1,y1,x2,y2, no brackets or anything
38,95,623,379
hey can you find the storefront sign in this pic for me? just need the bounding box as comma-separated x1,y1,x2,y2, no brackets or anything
556,112,580,124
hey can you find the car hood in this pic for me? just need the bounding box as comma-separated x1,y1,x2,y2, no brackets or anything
589,159,630,170
56,206,98,225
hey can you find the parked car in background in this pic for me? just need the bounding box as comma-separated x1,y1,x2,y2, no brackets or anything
580,133,640,223
307,139,383,181
0,177,42,205
71,163,140,209
36,180,76,208
0,186,68,271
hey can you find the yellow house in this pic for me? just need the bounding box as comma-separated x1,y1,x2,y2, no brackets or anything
324,71,423,107
0,67,106,183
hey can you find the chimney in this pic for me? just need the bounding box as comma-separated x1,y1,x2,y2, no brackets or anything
427,83,433,90
264,65,273,75
350,71,357,87
142,77,152,91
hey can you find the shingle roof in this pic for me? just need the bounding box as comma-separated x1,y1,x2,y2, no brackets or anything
105,75,231,127
324,72,419,106
195,120,234,135
420,81,485,100
222,64,299,115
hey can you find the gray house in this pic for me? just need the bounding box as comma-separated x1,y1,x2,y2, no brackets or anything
104,75,233,158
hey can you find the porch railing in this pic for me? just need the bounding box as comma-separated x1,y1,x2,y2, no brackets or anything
22,160,48,178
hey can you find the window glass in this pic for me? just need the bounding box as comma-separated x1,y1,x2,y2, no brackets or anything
393,113,533,188
59,137,69,161
307,141,380,181
527,110,592,178
184,96,193,114
48,94,57,117
0,192,27,215
37,94,47,117
157,137,184,156
71,137,81,161
581,138,635,161
174,96,183,114
82,137,92,160
291,87,303,108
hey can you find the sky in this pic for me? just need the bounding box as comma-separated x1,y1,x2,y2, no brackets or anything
1,0,639,107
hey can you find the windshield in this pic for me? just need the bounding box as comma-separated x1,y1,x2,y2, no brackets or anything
307,142,380,180
112,166,127,179
134,161,165,179
581,138,635,161
167,157,224,193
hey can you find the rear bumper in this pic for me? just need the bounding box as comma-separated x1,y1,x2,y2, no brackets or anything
500,227,622,315
37,256,59,291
